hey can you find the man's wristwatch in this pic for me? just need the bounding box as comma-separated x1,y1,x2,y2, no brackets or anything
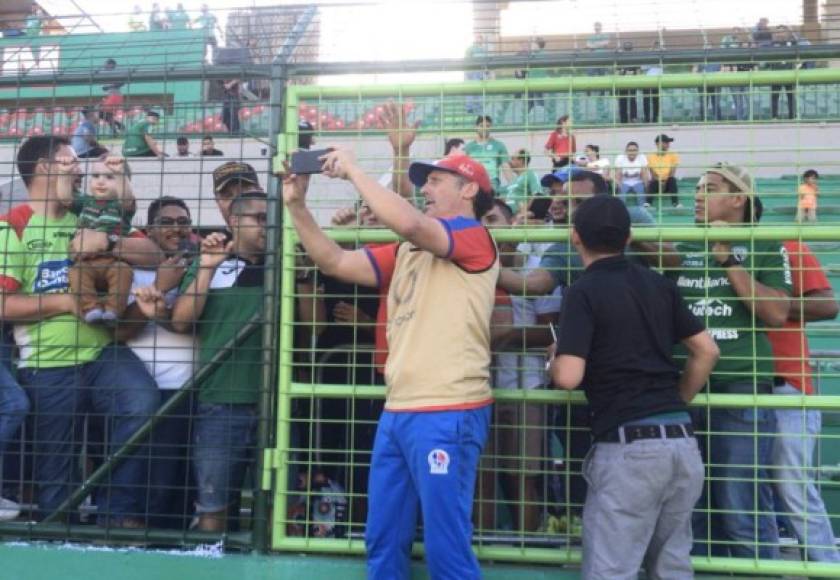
106,234,119,253
718,254,741,268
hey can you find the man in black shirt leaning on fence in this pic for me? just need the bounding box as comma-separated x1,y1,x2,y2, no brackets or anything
550,195,719,579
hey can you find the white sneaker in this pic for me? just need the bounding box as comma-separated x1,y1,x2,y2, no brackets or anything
0,497,20,521
673,203,684,209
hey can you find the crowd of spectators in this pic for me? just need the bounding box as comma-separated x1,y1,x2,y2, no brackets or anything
0,135,268,533
467,20,810,124
284,100,838,569
0,16,834,570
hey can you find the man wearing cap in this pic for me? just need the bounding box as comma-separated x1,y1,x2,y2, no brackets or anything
283,149,497,579
123,110,165,158
212,162,262,225
670,163,791,559
551,195,718,579
646,134,681,208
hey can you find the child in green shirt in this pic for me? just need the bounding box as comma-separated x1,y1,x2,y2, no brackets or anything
59,156,136,324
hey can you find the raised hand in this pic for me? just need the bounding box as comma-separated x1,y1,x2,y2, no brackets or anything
53,154,79,178
104,155,126,174
281,162,312,207
199,232,232,269
380,100,419,153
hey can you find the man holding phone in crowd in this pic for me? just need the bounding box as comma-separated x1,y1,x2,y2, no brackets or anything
283,148,498,579
551,195,719,579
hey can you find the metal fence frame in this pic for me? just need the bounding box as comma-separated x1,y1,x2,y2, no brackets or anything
270,68,840,577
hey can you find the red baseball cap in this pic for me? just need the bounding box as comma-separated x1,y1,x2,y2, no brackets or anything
408,155,493,196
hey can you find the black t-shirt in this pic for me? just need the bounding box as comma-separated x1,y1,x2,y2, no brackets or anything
201,148,225,156
554,255,705,437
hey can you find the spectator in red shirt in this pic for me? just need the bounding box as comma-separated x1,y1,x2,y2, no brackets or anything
100,83,125,136
756,197,840,563
544,115,576,168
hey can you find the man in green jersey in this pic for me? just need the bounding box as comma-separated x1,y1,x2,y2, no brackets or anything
2,136,162,525
171,191,266,532
671,163,792,559
464,115,513,192
123,110,165,158
498,148,541,212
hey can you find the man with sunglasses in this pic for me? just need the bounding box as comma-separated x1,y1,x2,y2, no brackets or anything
114,196,198,527
171,191,268,532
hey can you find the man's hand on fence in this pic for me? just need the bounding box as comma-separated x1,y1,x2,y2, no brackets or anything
104,155,127,175
53,154,80,180
333,300,372,325
199,232,232,270
381,100,419,153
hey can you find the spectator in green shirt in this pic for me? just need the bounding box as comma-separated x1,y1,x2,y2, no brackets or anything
464,115,513,192
586,22,611,76
171,191,267,532
24,5,41,37
194,3,219,34
499,148,541,212
167,4,191,29
122,110,165,158
194,2,220,62
669,163,791,560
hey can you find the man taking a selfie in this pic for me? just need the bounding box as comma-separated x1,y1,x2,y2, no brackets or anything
283,150,498,580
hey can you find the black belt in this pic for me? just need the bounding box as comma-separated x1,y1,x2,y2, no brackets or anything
597,423,694,444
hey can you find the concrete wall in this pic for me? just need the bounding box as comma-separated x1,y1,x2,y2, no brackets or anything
0,121,836,226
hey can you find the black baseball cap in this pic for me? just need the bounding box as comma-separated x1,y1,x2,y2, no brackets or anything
655,133,674,143
572,195,631,253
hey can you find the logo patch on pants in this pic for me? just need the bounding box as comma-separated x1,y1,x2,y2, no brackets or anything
428,449,450,475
